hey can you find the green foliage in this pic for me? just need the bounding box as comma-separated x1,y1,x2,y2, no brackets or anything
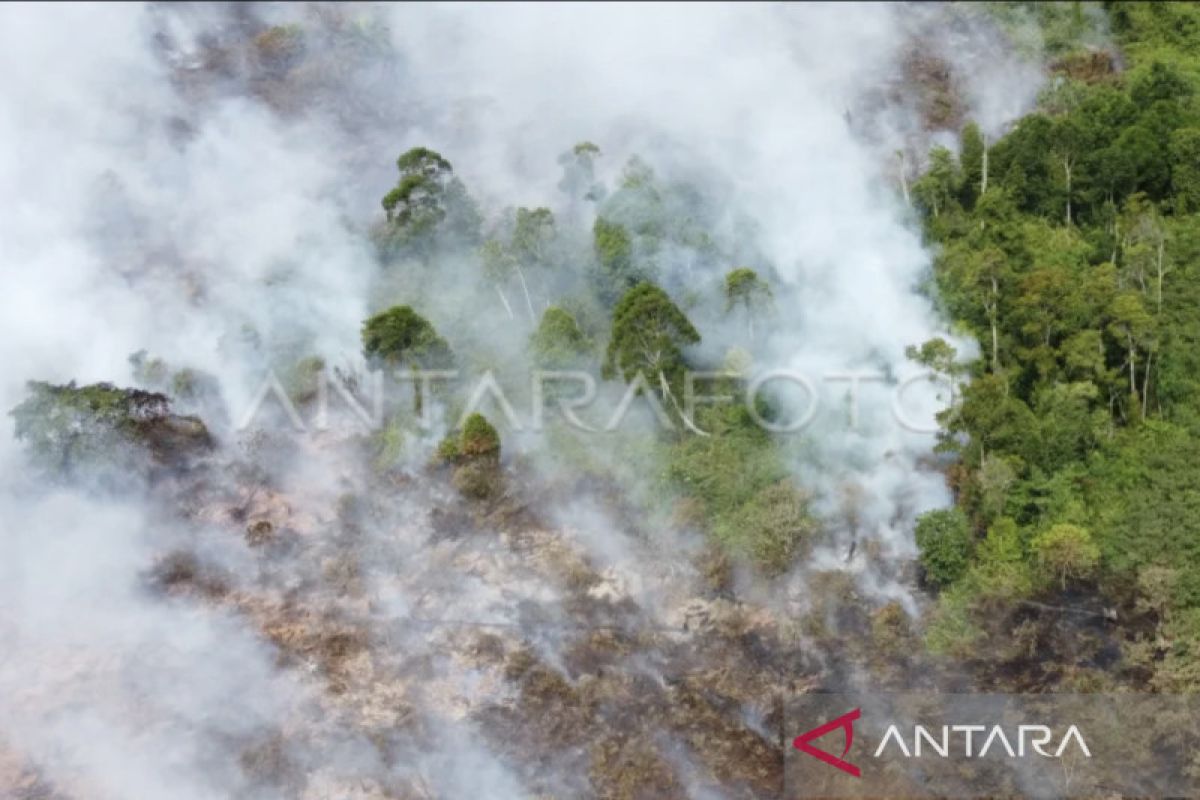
373,415,406,472
589,155,720,299
713,481,815,575
1169,127,1200,212
980,2,1110,61
666,405,785,518
437,414,502,500
662,399,813,575
1031,522,1100,589
380,146,481,253
361,305,452,369
977,517,1025,565
480,206,558,321
10,381,209,482
129,350,219,407
602,283,700,394
915,4,1200,687
435,433,461,464
282,355,326,405
129,349,169,387
382,148,451,227
914,508,974,589
592,216,639,300
460,412,500,458
923,580,985,658
530,306,590,368
958,121,987,208
722,267,773,333
1080,422,1200,608
512,207,556,264
912,145,961,219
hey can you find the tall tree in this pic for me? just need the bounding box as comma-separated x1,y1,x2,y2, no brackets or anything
1032,523,1100,590
946,244,1010,372
1118,194,1169,310
361,305,452,414
1051,115,1084,225
603,283,701,423
530,306,590,368
481,207,557,323
1108,290,1155,420
380,147,481,253
557,141,605,213
1169,128,1200,213
912,146,961,219
959,121,988,208
723,267,774,340
592,217,639,302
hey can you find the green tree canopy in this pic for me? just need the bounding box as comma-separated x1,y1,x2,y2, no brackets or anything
912,145,961,219
481,206,558,322
1032,523,1100,589
602,283,700,396
530,306,589,368
592,216,641,302
362,306,452,417
723,267,774,340
914,508,974,589
959,121,987,208
361,305,452,369
10,381,210,483
380,146,481,252
459,412,500,459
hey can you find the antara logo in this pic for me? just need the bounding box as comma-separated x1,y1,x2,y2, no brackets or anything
793,709,1091,777
793,708,862,777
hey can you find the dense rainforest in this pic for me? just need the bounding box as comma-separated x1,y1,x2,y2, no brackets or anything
911,1,1200,693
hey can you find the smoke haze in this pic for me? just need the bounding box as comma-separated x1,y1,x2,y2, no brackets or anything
0,3,1049,797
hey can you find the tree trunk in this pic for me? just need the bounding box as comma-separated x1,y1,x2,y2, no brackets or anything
990,320,999,373
658,371,708,437
1155,240,1166,313
1127,335,1137,398
1141,349,1152,421
495,285,515,320
515,263,536,323
412,370,423,418
981,139,988,196
1064,157,1072,226
988,274,1000,372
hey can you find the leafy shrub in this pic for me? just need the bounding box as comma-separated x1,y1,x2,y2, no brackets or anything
459,413,500,459
714,480,815,576
914,508,974,589
530,306,590,368
435,434,461,464
1031,523,1100,589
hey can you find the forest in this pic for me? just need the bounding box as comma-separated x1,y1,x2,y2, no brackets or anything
2,3,1198,798
911,1,1200,693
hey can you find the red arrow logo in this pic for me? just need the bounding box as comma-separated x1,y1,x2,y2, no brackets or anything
793,708,862,777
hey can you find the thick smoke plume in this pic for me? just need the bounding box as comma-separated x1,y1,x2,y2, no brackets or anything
0,3,1047,797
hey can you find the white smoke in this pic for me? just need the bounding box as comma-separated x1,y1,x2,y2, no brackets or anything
0,2,1050,797
379,3,1028,594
